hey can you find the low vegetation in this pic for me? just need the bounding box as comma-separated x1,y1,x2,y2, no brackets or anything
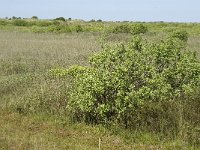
0,19,199,149
112,23,148,34
52,34,200,148
1,18,200,35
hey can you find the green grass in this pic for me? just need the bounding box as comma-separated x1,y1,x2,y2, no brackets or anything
0,109,134,150
0,28,199,149
1,109,196,150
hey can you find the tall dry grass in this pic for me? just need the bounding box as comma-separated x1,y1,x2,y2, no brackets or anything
0,31,100,112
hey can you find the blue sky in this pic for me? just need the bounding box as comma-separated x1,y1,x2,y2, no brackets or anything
0,0,199,22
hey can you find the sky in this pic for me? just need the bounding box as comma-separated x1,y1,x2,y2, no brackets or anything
0,0,199,22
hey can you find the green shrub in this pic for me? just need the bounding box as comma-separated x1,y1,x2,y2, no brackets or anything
12,16,17,20
131,23,148,35
112,23,148,34
64,35,200,131
74,25,83,32
46,25,71,33
112,24,132,33
31,16,38,20
31,26,46,33
0,20,8,25
13,19,28,26
54,17,66,22
36,21,54,27
170,30,189,42
97,19,103,22
52,20,60,26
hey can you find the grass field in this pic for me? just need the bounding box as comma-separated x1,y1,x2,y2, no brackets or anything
0,21,200,149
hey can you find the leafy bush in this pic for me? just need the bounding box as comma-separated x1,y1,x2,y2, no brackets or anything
46,25,71,33
0,20,8,25
31,16,38,20
112,24,132,33
31,26,46,33
52,21,60,26
31,23,84,33
12,16,17,19
97,19,103,22
45,24,84,33
13,19,28,26
36,21,54,27
64,35,200,131
112,23,148,34
170,30,189,42
54,17,66,22
131,23,148,34
74,25,83,32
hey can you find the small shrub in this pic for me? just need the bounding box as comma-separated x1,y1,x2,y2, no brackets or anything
0,20,7,25
52,21,60,25
97,19,103,22
54,17,66,22
12,16,17,20
74,25,83,32
131,23,148,35
31,16,38,20
36,21,53,27
170,30,189,42
112,23,148,34
13,19,28,26
31,26,46,33
112,24,131,33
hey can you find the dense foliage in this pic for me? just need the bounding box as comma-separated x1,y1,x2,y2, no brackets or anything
65,35,200,135
13,19,28,26
54,17,66,21
112,23,148,34
170,30,189,42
